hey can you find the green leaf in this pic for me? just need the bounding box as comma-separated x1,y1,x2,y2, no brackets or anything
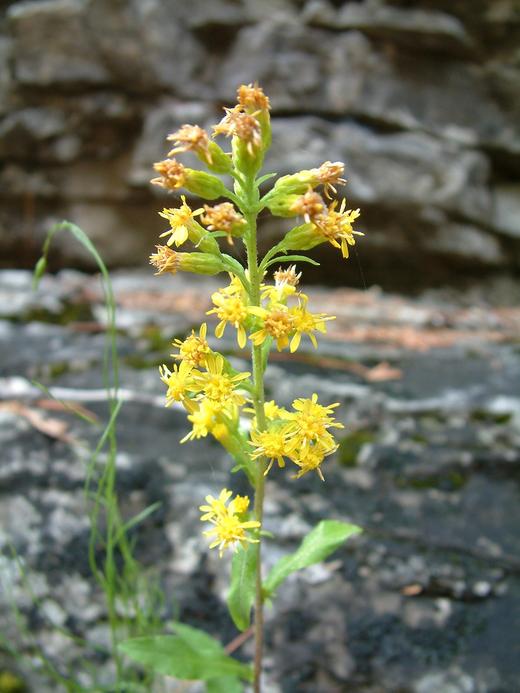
32,256,47,289
227,543,257,631
115,501,162,542
256,172,277,186
206,676,243,693
264,254,320,269
263,520,361,596
119,625,253,682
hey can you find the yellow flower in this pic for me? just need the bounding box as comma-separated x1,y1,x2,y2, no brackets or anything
199,488,233,521
313,199,363,259
289,299,335,352
264,400,289,420
158,196,204,247
230,495,250,515
193,353,250,407
200,488,260,556
159,360,198,406
290,443,337,481
207,288,249,349
285,393,343,447
249,304,295,351
250,425,290,475
171,323,211,367
182,399,223,442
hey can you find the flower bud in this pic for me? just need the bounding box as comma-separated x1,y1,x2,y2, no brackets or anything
266,161,346,204
166,125,233,175
150,246,226,276
184,169,228,200
151,159,227,200
237,83,271,151
213,106,264,177
281,223,323,252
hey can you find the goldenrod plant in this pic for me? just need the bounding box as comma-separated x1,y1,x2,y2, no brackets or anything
120,84,363,692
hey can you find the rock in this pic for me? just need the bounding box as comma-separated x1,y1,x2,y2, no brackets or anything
0,107,69,160
86,0,205,95
492,183,520,238
308,0,475,56
218,20,328,109
7,0,110,86
0,36,13,116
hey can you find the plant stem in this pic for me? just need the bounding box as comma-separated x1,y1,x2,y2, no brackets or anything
244,190,267,693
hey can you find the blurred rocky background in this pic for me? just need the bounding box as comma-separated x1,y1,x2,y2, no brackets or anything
1,0,520,291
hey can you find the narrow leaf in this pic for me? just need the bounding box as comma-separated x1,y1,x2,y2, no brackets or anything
32,256,47,290
264,254,320,269
264,520,361,596
115,501,162,542
256,172,277,186
119,632,252,681
227,543,257,631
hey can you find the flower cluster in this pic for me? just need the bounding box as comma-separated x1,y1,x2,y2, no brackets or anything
149,83,361,556
199,489,260,557
250,394,343,480
207,267,335,353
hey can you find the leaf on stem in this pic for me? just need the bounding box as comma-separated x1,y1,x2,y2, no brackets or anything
227,543,257,631
119,624,252,681
264,254,320,270
263,520,361,596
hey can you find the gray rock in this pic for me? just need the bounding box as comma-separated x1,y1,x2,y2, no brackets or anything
491,183,520,238
309,0,475,56
7,0,111,86
86,0,206,95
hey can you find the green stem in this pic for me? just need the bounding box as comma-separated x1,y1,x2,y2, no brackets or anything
243,183,267,693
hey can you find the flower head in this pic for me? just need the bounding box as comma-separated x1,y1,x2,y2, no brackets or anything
207,285,249,348
313,199,362,258
158,196,204,247
213,106,262,156
171,323,211,367
159,360,198,406
237,83,270,113
193,353,250,407
200,488,260,556
273,265,302,288
285,393,343,448
201,202,246,245
314,161,347,198
167,124,213,161
250,425,290,475
151,159,186,190
249,304,295,351
289,299,335,352
149,245,181,275
290,190,325,223
290,443,337,481
182,398,223,442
